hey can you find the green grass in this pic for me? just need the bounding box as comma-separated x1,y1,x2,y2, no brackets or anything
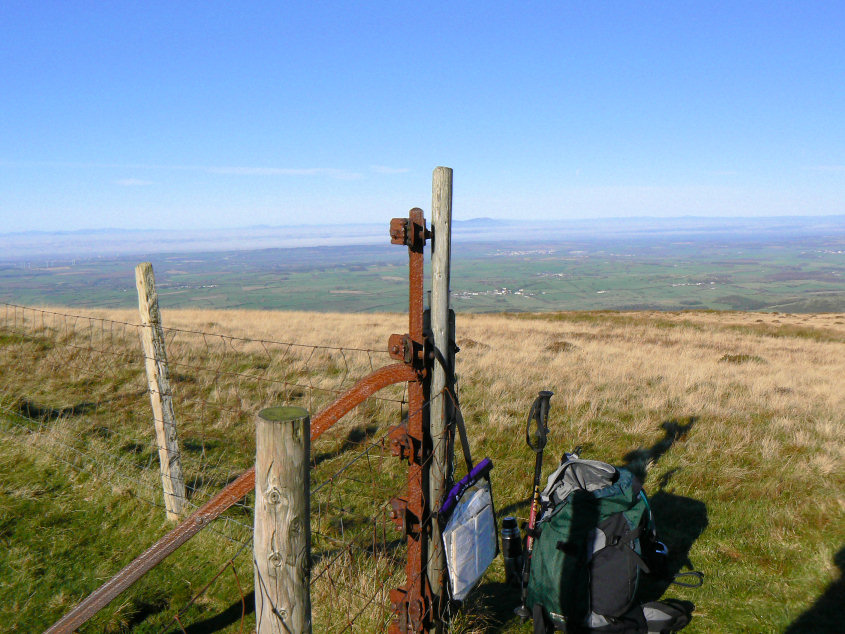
0,409,254,633
0,313,406,632
456,412,843,633
1,307,843,632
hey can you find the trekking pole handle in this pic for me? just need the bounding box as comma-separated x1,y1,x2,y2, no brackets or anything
526,390,553,453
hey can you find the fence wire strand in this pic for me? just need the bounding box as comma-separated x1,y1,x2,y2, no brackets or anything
0,302,425,632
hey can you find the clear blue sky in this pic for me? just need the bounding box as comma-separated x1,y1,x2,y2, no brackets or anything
1,1,843,232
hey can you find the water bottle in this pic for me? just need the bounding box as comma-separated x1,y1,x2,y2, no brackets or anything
501,516,523,586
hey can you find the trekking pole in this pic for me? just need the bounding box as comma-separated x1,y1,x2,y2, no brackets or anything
521,390,553,606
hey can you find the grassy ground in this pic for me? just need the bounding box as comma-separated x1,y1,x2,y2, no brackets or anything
0,424,254,632
1,307,843,632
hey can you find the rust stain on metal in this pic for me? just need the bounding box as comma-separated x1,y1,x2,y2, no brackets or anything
389,208,433,633
310,363,416,438
408,208,425,343
50,210,433,634
390,217,409,245
47,362,418,634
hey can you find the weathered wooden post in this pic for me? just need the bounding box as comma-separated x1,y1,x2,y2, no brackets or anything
428,166,453,630
254,406,312,634
135,262,186,521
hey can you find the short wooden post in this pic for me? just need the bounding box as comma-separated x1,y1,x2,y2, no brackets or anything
135,262,186,521
254,406,312,634
428,166,453,630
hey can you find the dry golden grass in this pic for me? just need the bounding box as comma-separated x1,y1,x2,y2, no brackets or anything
7,306,845,632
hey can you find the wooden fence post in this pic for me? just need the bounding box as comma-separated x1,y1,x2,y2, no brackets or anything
135,262,186,521
254,406,312,634
428,166,453,630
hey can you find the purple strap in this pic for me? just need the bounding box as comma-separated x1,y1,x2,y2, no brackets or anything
439,457,493,519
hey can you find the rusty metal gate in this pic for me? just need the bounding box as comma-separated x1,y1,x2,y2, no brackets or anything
47,209,441,633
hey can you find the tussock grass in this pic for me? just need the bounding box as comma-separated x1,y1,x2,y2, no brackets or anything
718,353,766,365
2,307,844,632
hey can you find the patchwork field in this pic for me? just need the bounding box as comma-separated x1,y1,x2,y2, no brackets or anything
3,225,845,315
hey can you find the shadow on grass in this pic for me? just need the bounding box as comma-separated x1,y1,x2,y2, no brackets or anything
120,594,171,631
182,438,225,454
17,398,96,420
634,479,708,603
623,417,708,603
622,417,698,482
15,390,148,425
311,423,380,468
471,417,707,632
784,546,845,633
169,591,256,633
497,496,530,519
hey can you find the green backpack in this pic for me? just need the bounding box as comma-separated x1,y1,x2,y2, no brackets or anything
525,456,656,632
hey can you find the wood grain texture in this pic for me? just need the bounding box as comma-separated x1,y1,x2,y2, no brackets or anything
428,166,453,629
135,262,186,520
254,406,312,633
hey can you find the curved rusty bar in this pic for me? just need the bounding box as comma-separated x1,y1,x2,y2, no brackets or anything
46,363,419,634
311,363,416,438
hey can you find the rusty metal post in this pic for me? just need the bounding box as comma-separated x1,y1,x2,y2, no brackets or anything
388,209,433,633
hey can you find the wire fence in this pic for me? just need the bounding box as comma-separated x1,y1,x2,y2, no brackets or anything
0,302,417,632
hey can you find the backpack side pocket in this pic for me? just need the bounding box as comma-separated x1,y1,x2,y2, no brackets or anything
589,513,645,619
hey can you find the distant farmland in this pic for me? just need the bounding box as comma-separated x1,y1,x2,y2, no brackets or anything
2,229,844,313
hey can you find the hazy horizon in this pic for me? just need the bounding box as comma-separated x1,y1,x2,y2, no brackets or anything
2,4,843,234
2,214,843,263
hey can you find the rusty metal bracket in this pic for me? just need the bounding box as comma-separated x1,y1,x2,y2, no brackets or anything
388,333,425,369
388,420,422,465
389,587,428,633
390,209,430,251
389,217,409,245
388,497,422,540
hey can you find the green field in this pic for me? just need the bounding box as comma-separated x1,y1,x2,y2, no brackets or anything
2,232,844,313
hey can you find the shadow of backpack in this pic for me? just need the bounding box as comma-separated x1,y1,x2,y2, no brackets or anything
525,456,697,633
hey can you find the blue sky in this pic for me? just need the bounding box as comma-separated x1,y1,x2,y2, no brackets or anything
1,1,843,232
